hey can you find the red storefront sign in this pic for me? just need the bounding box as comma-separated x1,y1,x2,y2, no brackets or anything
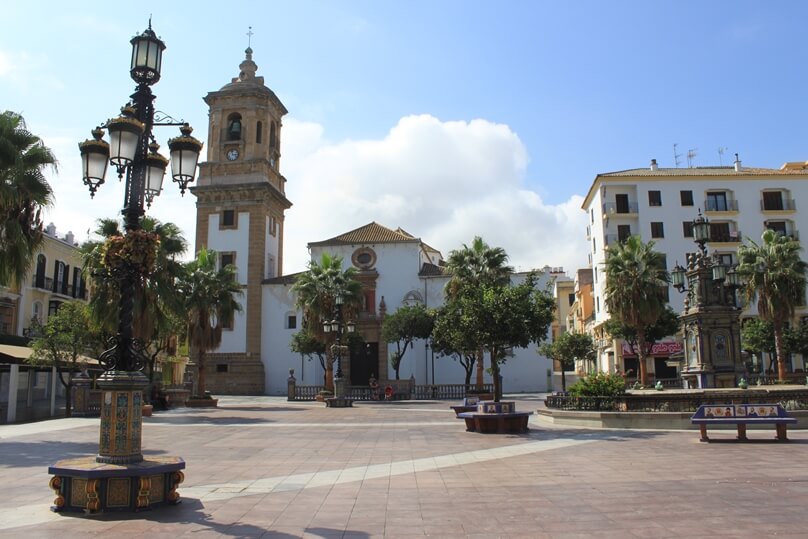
621,341,683,357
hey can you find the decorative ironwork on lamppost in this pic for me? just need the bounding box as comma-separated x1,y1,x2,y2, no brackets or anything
323,295,355,396
47,22,201,514
671,210,745,389
78,21,202,377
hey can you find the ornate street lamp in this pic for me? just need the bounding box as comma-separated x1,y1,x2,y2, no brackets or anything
51,21,202,514
322,295,355,397
673,211,745,390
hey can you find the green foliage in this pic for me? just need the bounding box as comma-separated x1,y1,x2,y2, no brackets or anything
539,331,595,392
180,248,243,396
432,302,478,385
604,305,680,354
27,302,99,417
445,236,513,298
568,372,627,398
741,318,775,354
382,304,434,379
603,235,669,385
0,111,56,287
784,321,808,356
738,230,807,380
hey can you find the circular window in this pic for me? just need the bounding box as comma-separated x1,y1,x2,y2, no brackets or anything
352,247,376,269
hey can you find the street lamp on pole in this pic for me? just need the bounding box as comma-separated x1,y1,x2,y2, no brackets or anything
323,295,355,396
48,21,202,513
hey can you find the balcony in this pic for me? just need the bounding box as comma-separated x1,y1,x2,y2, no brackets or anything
708,230,742,243
760,198,796,212
31,276,54,291
602,201,639,215
30,277,87,299
703,199,738,212
604,234,618,247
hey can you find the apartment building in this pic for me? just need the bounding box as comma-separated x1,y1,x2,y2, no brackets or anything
0,223,88,338
581,157,808,379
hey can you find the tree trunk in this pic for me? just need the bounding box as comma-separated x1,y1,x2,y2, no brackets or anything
636,329,649,386
491,349,501,402
464,360,473,387
325,351,334,392
774,322,787,382
197,350,207,396
561,367,567,392
475,348,484,389
58,370,72,418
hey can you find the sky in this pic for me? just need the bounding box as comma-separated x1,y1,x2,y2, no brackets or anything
3,1,808,275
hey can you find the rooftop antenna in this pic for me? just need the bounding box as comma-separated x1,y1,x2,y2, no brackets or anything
687,148,698,168
718,147,728,166
673,143,682,168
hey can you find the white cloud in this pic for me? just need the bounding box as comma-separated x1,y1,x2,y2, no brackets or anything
281,114,589,276
40,114,590,280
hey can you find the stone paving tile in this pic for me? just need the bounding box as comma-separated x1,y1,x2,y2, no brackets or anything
1,395,807,537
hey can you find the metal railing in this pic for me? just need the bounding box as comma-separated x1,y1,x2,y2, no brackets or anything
602,201,639,215
761,198,796,211
291,383,494,401
546,389,808,412
704,199,739,212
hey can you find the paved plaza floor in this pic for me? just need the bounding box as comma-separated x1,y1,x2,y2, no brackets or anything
1,395,807,538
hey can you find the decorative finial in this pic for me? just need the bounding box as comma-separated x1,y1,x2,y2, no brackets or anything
247,26,254,48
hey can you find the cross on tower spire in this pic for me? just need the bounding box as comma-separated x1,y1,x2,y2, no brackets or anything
246,26,254,48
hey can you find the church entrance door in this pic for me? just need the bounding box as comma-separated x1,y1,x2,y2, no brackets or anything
350,342,378,386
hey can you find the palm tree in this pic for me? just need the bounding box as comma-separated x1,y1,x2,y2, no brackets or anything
0,111,56,287
291,252,361,391
603,235,669,386
181,248,243,397
445,236,513,298
445,236,514,388
737,229,807,382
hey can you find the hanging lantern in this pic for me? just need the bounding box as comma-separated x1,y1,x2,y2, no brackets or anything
78,127,110,197
168,124,203,194
107,107,144,169
144,142,168,207
130,22,166,85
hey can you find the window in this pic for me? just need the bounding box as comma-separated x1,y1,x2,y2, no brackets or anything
35,254,46,288
716,253,733,267
568,293,575,306
54,261,66,294
615,194,630,213
683,221,694,238
256,121,263,144
221,310,234,330
648,190,662,207
651,222,664,238
706,192,728,212
617,225,631,242
216,364,229,373
269,216,277,237
680,190,694,206
270,122,277,148
220,252,235,269
72,267,81,298
266,254,276,279
221,209,236,228
48,300,62,317
287,315,297,329
227,113,242,141
766,221,787,235
590,209,594,223
710,222,732,242
594,267,597,283
762,191,784,211
596,297,600,312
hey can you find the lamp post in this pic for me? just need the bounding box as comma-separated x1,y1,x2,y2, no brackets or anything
671,210,744,389
323,295,355,398
48,21,202,513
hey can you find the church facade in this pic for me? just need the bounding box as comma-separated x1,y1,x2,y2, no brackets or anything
192,49,553,395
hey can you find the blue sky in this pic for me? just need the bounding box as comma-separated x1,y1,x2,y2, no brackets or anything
2,1,806,273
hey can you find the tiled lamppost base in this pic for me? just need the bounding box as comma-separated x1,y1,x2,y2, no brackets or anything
325,377,353,407
47,370,185,513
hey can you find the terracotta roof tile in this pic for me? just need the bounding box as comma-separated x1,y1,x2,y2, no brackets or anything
309,222,420,246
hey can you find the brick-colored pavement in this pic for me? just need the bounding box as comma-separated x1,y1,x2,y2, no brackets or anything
1,395,806,538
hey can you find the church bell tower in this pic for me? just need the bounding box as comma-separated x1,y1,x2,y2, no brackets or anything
191,45,292,394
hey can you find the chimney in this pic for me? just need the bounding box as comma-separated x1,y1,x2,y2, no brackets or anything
650,159,658,171
734,153,742,172
65,231,75,245
45,223,56,236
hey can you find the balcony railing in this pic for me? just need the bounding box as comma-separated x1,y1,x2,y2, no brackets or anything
602,201,639,215
30,276,87,299
704,199,739,212
761,198,796,211
708,231,742,243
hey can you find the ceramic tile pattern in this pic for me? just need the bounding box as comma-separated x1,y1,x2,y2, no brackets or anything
0,395,806,538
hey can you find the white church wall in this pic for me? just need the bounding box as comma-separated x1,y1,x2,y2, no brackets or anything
261,283,324,395
208,211,250,353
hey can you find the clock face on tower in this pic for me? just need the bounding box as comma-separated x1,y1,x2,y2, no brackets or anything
226,148,239,161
